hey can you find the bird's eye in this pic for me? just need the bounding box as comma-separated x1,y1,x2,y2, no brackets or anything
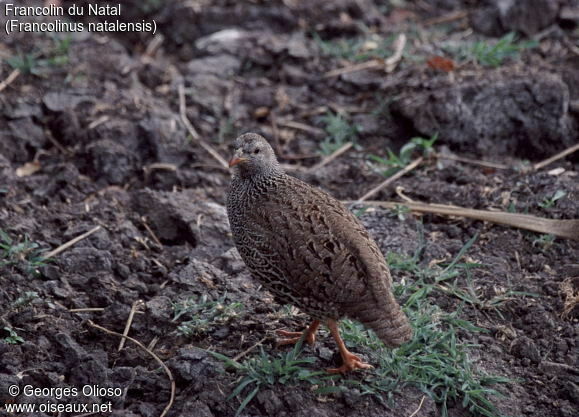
253,149,260,154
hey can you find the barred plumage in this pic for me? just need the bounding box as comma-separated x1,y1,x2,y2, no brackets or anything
226,133,412,372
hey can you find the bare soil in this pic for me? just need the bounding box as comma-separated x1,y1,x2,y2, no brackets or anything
0,1,577,417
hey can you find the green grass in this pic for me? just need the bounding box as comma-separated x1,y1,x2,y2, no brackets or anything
211,232,513,417
172,294,243,337
6,34,71,75
210,337,334,416
1,291,39,344
532,234,556,251
451,32,537,68
538,190,566,209
318,111,359,156
387,204,411,221
369,134,437,177
340,319,384,352
313,33,396,62
2,327,24,344
0,230,47,276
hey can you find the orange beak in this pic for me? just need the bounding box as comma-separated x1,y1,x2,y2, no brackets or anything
228,157,248,168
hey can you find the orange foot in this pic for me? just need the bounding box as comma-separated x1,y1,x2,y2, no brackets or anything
327,351,374,374
276,320,320,346
326,319,373,374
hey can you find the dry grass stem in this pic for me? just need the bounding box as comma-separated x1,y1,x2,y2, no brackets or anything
277,120,325,136
423,10,468,26
436,153,509,170
307,142,353,173
232,336,268,362
532,142,579,171
69,308,105,313
88,320,175,417
43,225,102,260
384,33,407,72
178,83,229,168
352,157,423,206
408,395,426,417
118,299,145,352
353,200,579,241
0,69,20,93
141,216,163,248
324,33,406,78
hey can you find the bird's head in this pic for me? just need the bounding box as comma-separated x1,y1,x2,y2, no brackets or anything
229,133,281,178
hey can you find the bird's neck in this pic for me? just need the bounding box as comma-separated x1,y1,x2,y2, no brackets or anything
235,164,284,182
232,168,284,195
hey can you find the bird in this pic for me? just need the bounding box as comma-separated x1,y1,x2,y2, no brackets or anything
226,133,412,373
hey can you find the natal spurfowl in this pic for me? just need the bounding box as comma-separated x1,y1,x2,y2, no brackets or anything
226,133,412,373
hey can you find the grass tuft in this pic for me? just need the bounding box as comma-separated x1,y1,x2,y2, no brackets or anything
210,336,333,416
313,33,396,62
369,134,437,177
0,230,48,276
451,32,537,68
538,190,566,209
318,111,359,156
172,294,243,337
6,34,71,75
2,327,24,344
1,291,39,345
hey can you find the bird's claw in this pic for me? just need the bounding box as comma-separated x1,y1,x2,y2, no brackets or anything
327,352,373,374
275,329,316,346
327,359,373,374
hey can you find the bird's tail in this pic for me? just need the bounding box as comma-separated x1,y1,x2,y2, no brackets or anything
349,291,412,348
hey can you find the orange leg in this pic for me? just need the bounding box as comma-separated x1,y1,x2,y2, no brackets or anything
276,320,320,346
326,319,373,374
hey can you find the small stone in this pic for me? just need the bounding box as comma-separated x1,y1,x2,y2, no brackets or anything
257,389,284,415
510,336,541,364
146,296,173,321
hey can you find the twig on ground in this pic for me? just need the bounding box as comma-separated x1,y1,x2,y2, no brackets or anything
44,128,70,155
141,216,163,248
178,83,228,168
324,59,383,78
384,33,407,73
69,308,105,313
88,320,175,417
307,142,353,173
324,33,406,78
43,225,102,260
395,186,414,202
408,395,426,417
148,336,160,351
351,157,423,207
144,34,164,58
349,200,579,241
532,143,579,171
232,336,268,362
88,115,110,130
423,10,468,26
143,163,178,184
0,69,20,93
436,153,509,170
118,299,145,352
277,120,325,136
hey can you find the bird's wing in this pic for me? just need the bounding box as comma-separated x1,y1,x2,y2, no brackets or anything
245,176,391,307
